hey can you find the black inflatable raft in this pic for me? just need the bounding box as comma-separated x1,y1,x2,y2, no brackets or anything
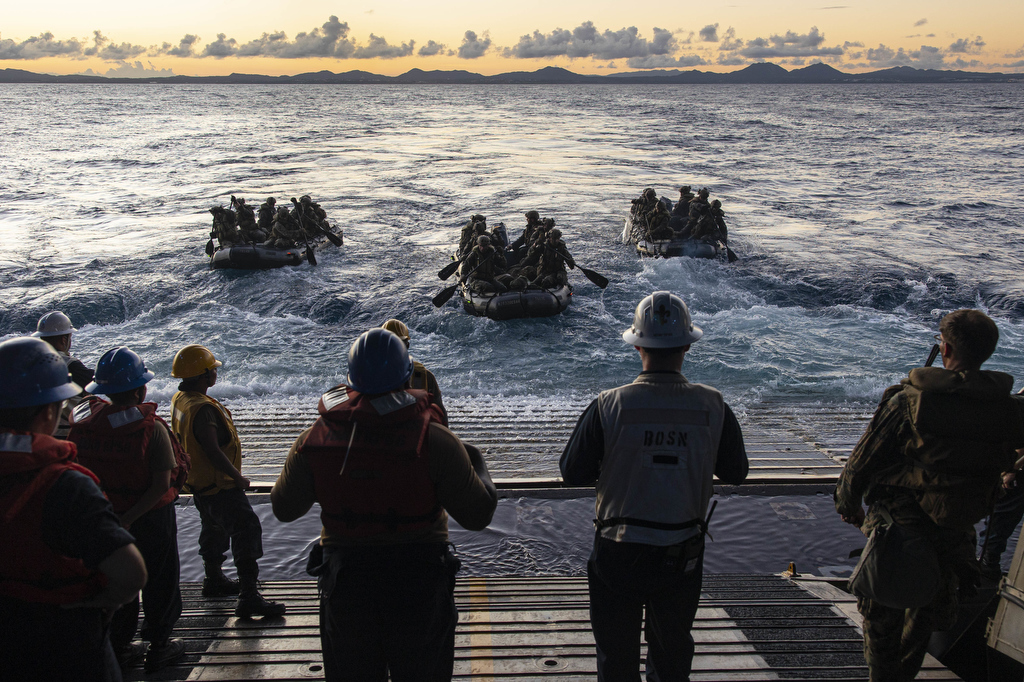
209,244,305,270
459,282,572,320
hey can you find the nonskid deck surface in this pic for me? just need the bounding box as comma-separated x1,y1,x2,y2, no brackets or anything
174,397,870,485
123,575,958,681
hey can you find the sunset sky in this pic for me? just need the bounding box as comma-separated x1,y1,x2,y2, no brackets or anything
2,1,1022,78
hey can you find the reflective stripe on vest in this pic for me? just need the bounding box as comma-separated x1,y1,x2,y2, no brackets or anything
595,374,725,546
68,398,177,513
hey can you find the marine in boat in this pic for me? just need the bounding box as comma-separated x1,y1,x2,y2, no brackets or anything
205,195,343,270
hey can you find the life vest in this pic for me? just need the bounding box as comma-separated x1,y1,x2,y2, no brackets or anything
68,397,186,513
594,373,726,546
0,431,108,604
171,391,241,495
299,386,445,538
872,368,1024,528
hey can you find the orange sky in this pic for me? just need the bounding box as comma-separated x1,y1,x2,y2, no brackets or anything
2,1,1022,77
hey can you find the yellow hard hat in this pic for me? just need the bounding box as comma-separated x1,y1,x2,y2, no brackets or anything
171,344,222,379
380,319,410,343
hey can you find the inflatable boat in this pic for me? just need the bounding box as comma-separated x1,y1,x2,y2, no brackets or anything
459,282,572,320
209,244,305,270
622,215,721,260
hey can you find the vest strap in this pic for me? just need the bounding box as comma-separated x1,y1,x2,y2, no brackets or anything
323,504,443,532
594,516,702,532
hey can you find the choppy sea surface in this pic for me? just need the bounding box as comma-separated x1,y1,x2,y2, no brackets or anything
2,82,1024,436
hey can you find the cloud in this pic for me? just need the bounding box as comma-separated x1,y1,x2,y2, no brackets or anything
458,31,491,59
91,60,175,77
353,34,414,59
418,40,446,57
914,18,928,27
83,31,146,60
504,21,675,60
699,24,719,42
0,31,84,60
201,33,238,58
155,35,200,58
233,16,356,59
948,36,985,54
738,27,843,59
719,27,744,51
627,54,708,68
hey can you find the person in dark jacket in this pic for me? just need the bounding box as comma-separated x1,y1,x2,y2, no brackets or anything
271,328,497,682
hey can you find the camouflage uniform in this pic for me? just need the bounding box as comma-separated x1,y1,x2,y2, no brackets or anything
266,207,303,248
459,215,486,259
462,240,505,294
689,202,728,245
510,212,542,256
836,368,1024,682
232,198,266,243
532,231,575,289
209,206,240,247
257,198,277,230
293,196,329,239
669,186,695,232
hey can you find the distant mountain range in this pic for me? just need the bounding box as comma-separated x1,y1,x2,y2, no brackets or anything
1,63,1020,85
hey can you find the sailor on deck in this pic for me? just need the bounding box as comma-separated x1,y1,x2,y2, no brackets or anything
271,328,497,682
0,337,147,682
561,291,749,681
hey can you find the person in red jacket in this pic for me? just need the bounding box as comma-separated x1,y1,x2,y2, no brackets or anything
0,337,147,682
69,346,187,672
271,328,498,682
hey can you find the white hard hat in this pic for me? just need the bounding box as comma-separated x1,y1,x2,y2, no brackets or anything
622,291,703,348
31,311,77,338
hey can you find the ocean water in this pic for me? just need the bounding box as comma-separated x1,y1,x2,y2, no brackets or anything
2,82,1024,425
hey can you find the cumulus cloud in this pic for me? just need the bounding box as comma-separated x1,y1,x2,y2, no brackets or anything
503,21,675,60
418,40,446,57
458,31,491,59
201,33,237,58
83,31,146,60
738,27,843,59
719,27,744,51
233,16,356,59
155,35,200,58
0,31,84,60
627,54,708,68
699,24,719,42
948,36,985,54
87,60,175,77
353,34,414,59
914,18,928,27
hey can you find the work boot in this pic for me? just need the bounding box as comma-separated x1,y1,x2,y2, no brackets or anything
145,638,185,673
115,641,147,669
235,590,287,619
202,564,241,598
979,557,1004,581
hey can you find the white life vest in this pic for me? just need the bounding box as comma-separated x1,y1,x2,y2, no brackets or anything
595,373,725,546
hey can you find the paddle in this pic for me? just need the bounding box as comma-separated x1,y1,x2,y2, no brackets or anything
288,198,318,266
438,257,463,281
578,266,609,289
205,238,214,257
432,253,494,307
291,198,344,248
725,245,739,263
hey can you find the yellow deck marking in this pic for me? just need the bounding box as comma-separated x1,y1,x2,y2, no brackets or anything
467,578,495,680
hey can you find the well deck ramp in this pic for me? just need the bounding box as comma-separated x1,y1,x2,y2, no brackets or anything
198,397,871,485
125,575,957,681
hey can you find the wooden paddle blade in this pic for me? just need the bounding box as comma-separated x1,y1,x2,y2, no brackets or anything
306,247,317,266
205,239,214,257
321,228,344,247
580,267,609,289
438,259,461,280
432,284,459,308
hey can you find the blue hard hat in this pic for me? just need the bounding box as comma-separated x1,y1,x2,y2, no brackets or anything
347,328,413,395
86,346,155,395
0,337,83,409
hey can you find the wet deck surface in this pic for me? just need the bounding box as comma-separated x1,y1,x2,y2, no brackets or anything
207,397,871,485
126,575,958,681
